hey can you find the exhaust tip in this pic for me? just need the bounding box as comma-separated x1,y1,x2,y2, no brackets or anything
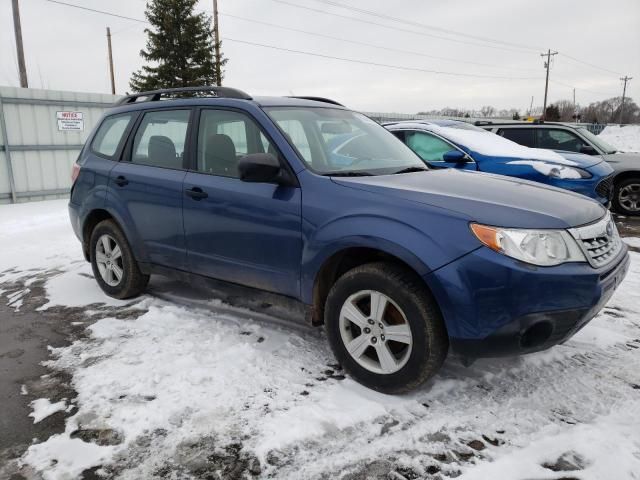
520,321,553,349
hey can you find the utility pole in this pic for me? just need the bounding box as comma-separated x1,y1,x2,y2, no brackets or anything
540,49,558,120
11,0,28,88
212,0,222,86
573,88,577,123
528,96,534,116
619,76,632,124
106,27,116,95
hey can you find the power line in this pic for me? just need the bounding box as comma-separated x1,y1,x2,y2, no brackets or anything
274,0,630,81
42,0,538,80
222,37,538,80
307,0,541,52
549,79,618,98
220,12,540,73
558,52,623,77
270,0,535,54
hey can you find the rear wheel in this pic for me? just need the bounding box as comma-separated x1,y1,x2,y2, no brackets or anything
613,177,640,216
324,262,448,394
90,220,149,299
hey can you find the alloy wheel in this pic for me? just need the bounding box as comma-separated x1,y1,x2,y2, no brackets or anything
618,183,640,213
339,290,413,374
95,234,124,287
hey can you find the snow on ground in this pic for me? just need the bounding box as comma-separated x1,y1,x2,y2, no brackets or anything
599,125,640,153
1,199,640,479
29,398,69,424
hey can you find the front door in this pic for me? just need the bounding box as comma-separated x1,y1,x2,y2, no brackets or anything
183,108,302,297
109,108,192,270
398,130,477,170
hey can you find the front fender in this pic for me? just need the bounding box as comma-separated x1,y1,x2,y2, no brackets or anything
300,214,475,304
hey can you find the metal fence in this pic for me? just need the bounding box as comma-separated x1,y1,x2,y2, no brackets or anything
0,86,118,204
0,86,617,204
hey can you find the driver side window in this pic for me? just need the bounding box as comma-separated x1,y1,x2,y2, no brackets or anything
405,131,457,162
536,129,586,152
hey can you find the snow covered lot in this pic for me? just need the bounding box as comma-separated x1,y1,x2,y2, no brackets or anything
1,200,640,480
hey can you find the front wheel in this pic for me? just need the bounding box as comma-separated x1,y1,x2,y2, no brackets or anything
90,220,149,299
613,177,640,216
324,262,448,394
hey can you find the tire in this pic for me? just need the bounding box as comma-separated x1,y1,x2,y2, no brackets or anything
89,219,149,299
324,262,448,394
612,177,640,216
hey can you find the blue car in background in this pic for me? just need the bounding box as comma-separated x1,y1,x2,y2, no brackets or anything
384,120,614,205
69,87,628,393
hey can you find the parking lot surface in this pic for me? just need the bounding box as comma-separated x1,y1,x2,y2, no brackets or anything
1,201,639,480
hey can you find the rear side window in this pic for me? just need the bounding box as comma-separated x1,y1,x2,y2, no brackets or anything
91,113,133,158
405,131,456,162
131,110,190,170
498,128,535,147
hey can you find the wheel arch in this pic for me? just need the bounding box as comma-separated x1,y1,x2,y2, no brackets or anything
306,242,433,326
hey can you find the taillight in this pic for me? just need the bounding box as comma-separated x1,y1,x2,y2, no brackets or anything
71,163,81,184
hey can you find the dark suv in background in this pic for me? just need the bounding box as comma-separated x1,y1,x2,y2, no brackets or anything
480,121,640,215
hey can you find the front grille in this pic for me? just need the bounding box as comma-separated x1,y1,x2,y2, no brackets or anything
595,175,614,200
569,212,622,268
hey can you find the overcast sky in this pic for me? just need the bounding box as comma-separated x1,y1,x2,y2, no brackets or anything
1,0,639,113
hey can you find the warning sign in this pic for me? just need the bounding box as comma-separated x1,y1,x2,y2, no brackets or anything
56,111,84,131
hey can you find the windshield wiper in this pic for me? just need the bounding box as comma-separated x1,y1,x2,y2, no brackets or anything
321,171,374,177
393,166,428,174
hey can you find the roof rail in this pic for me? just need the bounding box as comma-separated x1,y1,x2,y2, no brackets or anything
116,86,252,105
473,120,493,126
287,96,345,107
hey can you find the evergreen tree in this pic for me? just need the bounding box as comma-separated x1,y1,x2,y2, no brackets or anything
130,0,227,92
544,104,561,121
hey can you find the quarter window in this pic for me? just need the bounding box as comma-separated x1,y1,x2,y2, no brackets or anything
132,110,190,169
197,109,278,178
91,113,133,158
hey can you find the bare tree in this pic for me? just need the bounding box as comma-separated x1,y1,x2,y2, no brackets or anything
480,105,496,117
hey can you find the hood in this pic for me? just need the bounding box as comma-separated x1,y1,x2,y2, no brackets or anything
602,151,640,170
333,169,606,229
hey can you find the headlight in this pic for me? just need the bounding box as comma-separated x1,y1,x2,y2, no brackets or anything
470,224,586,266
548,166,592,179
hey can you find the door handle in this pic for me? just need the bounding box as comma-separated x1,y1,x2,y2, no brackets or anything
114,175,129,187
185,187,208,200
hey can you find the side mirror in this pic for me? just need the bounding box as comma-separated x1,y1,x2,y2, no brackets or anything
442,150,468,162
239,153,282,183
579,145,597,155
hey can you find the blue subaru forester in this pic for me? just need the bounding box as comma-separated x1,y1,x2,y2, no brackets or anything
69,87,629,393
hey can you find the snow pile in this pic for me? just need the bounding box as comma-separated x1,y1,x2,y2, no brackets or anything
598,125,640,152
424,125,574,163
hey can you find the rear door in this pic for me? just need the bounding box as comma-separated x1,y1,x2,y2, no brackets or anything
182,108,302,297
109,108,192,270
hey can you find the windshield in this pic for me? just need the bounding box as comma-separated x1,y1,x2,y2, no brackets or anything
264,107,426,175
577,127,617,154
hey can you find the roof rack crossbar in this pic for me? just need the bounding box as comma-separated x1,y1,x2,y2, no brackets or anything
287,96,345,107
116,86,252,105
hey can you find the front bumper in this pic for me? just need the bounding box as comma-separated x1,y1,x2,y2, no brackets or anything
425,244,629,358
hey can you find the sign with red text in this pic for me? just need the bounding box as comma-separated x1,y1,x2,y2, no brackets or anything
56,111,84,131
